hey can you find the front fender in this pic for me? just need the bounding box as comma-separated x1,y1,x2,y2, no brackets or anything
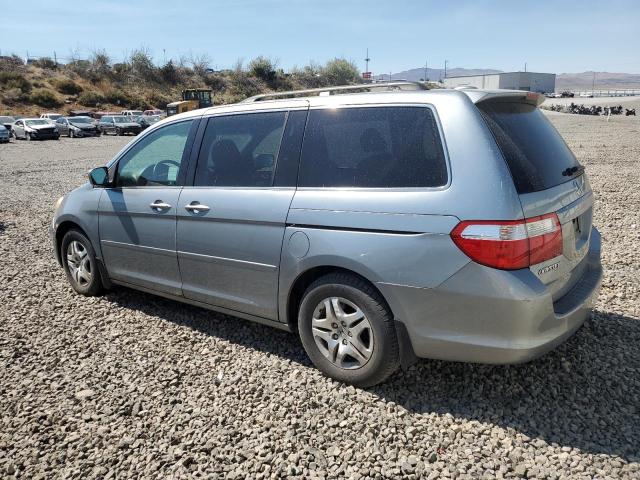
52,183,104,261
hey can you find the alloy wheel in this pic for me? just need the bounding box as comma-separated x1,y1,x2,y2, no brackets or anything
66,240,92,287
311,297,374,369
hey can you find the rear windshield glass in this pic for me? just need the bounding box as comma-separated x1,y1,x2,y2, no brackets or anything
298,107,447,188
478,102,581,194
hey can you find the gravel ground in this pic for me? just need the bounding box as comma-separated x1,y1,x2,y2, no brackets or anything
0,116,639,479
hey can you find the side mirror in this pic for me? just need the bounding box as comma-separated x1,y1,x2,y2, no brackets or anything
89,166,110,187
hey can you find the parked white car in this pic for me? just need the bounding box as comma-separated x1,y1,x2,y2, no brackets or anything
40,113,63,124
121,110,143,118
12,118,60,140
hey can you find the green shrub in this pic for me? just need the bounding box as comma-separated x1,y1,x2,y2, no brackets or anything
78,91,106,107
29,88,62,108
160,60,179,85
103,88,130,105
0,71,32,93
145,91,172,110
204,74,227,91
2,88,27,105
65,60,92,78
249,56,277,84
290,63,327,89
31,57,57,69
322,58,359,86
54,78,83,95
130,49,157,82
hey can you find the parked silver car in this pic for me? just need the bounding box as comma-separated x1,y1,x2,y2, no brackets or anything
55,116,101,138
13,118,60,140
98,115,141,136
51,83,602,386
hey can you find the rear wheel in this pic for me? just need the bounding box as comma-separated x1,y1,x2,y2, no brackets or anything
298,273,400,387
116,128,123,136
61,229,104,296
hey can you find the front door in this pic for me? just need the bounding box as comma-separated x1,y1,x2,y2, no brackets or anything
177,108,307,320
99,119,196,295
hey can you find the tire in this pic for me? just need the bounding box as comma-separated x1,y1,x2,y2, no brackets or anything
25,132,31,141
69,129,74,138
60,229,104,297
298,273,400,387
116,128,123,136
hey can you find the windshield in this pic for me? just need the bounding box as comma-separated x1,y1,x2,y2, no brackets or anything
114,116,131,124
478,102,581,194
145,115,160,122
25,119,49,126
70,117,92,124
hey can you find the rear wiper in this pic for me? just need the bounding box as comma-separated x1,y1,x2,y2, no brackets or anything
562,165,585,177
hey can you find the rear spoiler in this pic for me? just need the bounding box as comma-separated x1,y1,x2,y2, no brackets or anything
460,89,545,107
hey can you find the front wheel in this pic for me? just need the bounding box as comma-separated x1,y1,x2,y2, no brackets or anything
69,129,74,138
25,132,31,141
61,229,104,296
298,273,400,387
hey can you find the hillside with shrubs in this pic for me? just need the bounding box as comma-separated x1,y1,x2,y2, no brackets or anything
0,50,368,116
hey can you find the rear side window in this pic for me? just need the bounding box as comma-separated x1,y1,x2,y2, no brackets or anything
478,102,581,194
298,107,447,188
194,112,286,187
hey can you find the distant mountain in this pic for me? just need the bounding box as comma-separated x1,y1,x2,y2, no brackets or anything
556,72,640,91
388,66,640,90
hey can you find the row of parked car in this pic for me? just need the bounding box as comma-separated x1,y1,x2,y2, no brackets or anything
0,109,165,142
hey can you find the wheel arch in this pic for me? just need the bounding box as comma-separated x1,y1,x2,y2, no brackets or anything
285,265,392,333
55,220,89,264
54,219,111,288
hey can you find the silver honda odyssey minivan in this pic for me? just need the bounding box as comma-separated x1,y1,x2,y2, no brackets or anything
51,83,602,386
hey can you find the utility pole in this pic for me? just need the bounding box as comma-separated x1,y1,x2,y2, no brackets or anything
163,49,166,65
444,60,448,79
54,51,57,66
524,62,527,72
364,48,370,74
424,60,428,82
592,71,596,92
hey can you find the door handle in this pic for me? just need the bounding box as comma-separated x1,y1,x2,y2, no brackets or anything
184,202,210,213
150,200,172,211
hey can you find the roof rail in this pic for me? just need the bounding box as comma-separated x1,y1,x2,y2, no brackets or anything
241,81,429,103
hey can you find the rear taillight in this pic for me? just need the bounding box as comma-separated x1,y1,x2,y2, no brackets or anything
451,213,562,270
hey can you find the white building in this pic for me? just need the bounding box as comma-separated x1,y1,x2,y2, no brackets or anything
444,72,556,93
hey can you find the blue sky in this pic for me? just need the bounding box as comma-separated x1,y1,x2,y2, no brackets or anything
1,0,639,74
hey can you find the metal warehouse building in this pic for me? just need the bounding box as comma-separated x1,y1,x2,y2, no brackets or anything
444,72,556,93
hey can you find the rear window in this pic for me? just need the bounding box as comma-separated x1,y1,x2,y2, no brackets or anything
298,106,447,188
478,102,581,194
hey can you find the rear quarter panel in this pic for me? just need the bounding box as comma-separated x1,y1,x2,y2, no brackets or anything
279,92,525,324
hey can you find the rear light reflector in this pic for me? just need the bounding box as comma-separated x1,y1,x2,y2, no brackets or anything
451,213,562,270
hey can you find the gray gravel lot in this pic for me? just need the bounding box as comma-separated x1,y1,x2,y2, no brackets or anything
0,115,639,479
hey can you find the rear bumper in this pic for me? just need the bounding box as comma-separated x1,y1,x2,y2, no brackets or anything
380,227,602,364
